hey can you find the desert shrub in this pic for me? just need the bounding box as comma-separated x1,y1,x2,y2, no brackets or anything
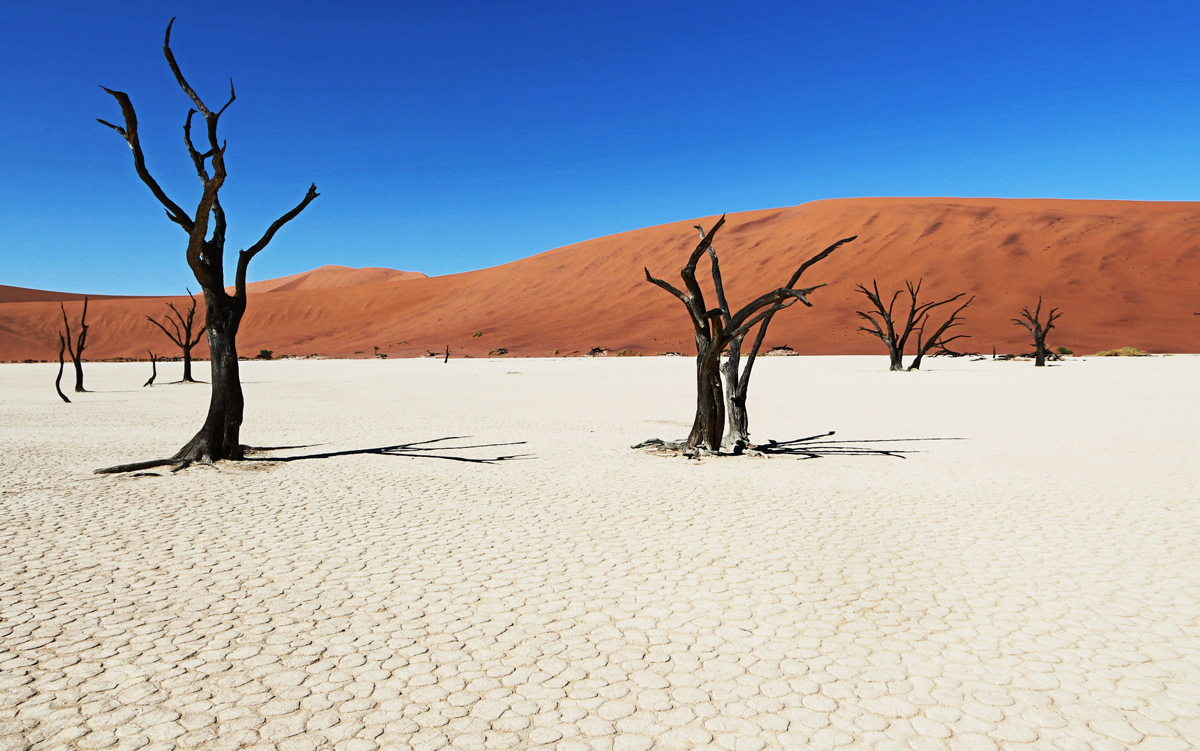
488,347,508,356
256,349,273,360
473,331,484,338
1056,346,1073,356
1094,347,1148,357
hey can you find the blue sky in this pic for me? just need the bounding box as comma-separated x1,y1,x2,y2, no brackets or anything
2,1,1198,295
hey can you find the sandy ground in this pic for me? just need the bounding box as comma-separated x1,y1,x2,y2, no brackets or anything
1,355,1198,751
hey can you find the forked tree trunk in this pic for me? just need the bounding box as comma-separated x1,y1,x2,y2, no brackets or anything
60,298,89,392
645,217,853,456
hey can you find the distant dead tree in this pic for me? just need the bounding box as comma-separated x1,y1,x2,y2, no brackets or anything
59,297,90,392
694,223,856,451
55,334,71,403
643,215,854,455
147,289,204,382
1013,297,1061,366
144,351,159,387
95,19,318,474
855,280,972,371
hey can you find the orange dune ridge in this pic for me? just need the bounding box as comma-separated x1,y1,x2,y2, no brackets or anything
2,197,1199,362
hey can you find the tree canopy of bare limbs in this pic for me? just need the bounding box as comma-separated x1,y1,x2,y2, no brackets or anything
147,289,204,382
1013,297,1062,366
94,19,318,473
642,216,856,455
855,280,973,371
59,297,90,392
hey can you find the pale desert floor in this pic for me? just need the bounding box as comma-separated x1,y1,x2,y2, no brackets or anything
1,355,1198,751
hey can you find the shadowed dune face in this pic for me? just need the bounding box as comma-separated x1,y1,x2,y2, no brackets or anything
2,197,1199,361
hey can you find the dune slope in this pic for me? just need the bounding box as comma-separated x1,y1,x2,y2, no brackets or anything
2,197,1198,361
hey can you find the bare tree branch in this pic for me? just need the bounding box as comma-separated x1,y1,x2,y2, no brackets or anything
234,184,320,299
97,88,193,232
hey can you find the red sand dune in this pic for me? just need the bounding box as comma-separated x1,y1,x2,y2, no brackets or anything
238,265,427,294
2,197,1199,362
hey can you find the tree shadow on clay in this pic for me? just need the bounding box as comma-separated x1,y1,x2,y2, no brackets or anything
246,436,531,465
755,430,964,460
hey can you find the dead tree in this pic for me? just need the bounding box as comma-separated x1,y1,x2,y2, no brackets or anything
1013,297,1061,366
95,19,318,473
908,294,973,371
644,216,850,454
693,224,855,451
59,297,89,392
855,280,971,371
55,335,71,403
144,351,159,387
147,289,204,382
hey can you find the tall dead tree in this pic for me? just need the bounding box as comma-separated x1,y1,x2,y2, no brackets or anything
95,19,318,473
693,224,855,451
147,289,204,382
55,334,71,403
644,216,851,454
1013,297,1061,366
59,298,90,392
855,280,972,371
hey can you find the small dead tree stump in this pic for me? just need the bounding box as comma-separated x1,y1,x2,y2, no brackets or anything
144,351,159,387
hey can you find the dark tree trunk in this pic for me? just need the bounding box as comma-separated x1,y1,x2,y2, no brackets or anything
181,346,196,382
1034,341,1047,367
688,345,725,452
144,350,158,387
55,335,71,404
173,289,246,464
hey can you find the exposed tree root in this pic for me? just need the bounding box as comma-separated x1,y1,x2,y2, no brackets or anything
94,458,179,475
632,438,765,459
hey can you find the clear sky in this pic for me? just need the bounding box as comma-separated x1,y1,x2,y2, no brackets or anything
2,1,1198,295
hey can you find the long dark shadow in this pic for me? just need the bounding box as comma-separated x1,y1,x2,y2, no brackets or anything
245,436,532,465
756,430,965,460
